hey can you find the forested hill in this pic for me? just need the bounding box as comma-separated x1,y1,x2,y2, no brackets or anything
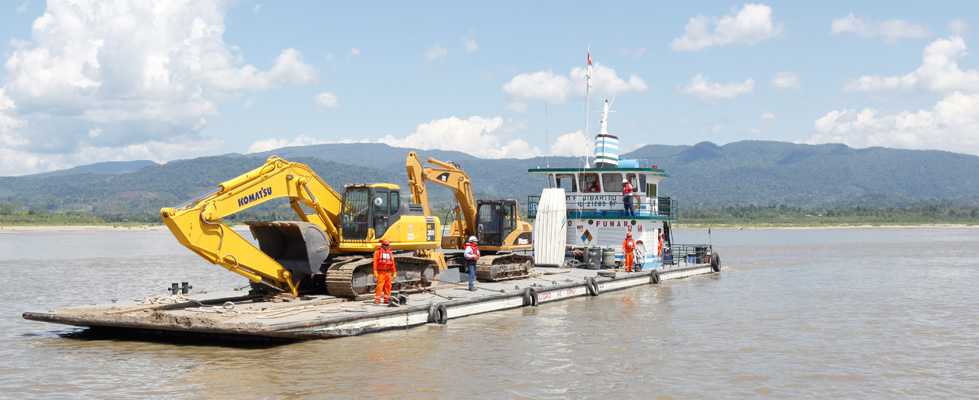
2,140,978,216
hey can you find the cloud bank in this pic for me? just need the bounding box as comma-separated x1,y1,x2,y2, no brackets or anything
0,0,317,176
670,3,783,51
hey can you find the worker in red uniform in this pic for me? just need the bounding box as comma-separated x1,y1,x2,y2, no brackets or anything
622,233,636,272
622,178,635,216
373,238,397,304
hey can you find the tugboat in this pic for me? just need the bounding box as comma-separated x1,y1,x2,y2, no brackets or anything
527,56,717,271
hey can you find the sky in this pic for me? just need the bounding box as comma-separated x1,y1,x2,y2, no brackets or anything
2,1,979,176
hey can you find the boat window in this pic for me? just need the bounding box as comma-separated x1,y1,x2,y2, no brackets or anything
548,174,556,188
579,173,600,193
639,175,647,191
602,173,623,192
625,173,638,191
648,183,657,197
555,174,577,192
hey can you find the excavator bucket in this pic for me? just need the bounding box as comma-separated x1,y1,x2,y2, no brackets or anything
246,221,330,280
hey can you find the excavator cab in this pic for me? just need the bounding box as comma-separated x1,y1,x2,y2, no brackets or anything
476,200,517,247
339,184,400,241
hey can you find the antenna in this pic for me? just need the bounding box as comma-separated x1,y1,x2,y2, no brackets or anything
584,42,592,168
545,104,550,168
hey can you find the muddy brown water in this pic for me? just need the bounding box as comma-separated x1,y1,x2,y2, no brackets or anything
2,228,978,399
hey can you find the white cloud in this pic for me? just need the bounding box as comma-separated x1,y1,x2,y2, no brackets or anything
425,45,448,61
677,74,754,101
771,71,801,90
831,13,932,43
844,36,979,93
315,92,339,109
711,123,724,133
350,48,361,57
503,63,648,112
810,91,979,155
950,19,968,35
550,131,589,157
0,0,318,176
503,71,573,104
462,37,478,53
670,3,783,51
748,128,763,135
761,112,776,120
379,116,541,159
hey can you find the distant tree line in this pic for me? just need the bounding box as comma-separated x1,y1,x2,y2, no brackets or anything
3,202,978,227
679,204,979,226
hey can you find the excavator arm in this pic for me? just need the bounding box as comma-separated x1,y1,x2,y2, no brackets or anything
161,156,343,295
406,152,535,281
406,152,477,248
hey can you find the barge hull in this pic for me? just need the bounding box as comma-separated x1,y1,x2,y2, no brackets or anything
23,264,717,341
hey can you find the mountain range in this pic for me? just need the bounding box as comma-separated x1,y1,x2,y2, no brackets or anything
2,140,978,217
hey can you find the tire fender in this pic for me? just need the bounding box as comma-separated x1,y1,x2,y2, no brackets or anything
710,252,721,273
427,303,448,324
523,287,539,307
585,277,600,296
649,270,661,284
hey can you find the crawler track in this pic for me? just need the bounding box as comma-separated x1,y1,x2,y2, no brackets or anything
324,255,439,297
475,253,534,281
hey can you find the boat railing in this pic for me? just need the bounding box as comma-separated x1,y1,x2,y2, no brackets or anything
661,243,713,267
657,196,677,217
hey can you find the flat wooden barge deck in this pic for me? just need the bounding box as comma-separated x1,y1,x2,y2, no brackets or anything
23,264,718,341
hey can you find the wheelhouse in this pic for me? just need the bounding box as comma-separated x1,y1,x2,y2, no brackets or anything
527,164,676,220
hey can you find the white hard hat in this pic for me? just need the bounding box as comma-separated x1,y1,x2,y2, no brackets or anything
469,236,477,242
622,178,628,183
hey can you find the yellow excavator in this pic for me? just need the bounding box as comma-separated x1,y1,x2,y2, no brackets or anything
406,152,534,281
161,156,446,297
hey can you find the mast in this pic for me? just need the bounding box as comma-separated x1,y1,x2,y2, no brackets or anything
585,43,592,168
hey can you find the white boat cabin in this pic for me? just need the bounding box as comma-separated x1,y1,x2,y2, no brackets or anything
529,164,673,219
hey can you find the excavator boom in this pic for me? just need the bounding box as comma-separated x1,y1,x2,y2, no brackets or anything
162,156,444,296
405,152,534,281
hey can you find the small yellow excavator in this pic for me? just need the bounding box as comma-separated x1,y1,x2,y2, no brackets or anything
161,156,446,297
406,152,534,281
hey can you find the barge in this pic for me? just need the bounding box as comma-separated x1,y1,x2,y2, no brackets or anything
22,51,720,342
23,265,714,341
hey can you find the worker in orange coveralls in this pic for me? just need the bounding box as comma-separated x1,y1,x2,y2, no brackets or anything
622,233,636,272
373,238,397,304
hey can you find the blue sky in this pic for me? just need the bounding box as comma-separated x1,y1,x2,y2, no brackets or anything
2,1,979,176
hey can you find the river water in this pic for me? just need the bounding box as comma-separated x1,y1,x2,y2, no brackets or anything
1,227,977,399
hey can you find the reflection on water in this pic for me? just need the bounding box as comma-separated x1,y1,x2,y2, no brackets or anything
2,228,978,398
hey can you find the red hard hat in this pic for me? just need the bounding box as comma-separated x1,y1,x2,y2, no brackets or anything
627,233,632,237
379,238,390,245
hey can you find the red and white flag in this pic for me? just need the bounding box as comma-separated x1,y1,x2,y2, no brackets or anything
586,51,593,89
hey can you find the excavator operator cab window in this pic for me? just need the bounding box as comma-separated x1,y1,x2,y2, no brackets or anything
373,188,398,238
503,201,516,237
341,186,371,241
476,201,503,246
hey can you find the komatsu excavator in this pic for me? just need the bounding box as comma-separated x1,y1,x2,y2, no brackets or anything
161,156,446,297
406,152,534,281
